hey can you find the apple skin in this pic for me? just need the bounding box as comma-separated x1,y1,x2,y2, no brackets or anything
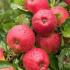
36,32,61,54
0,48,5,60
64,0,70,5
24,0,50,13
32,10,57,36
0,66,14,70
22,48,49,70
6,24,35,53
52,6,69,26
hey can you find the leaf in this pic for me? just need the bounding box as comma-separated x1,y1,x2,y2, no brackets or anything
11,3,23,10
58,48,70,70
0,0,11,11
61,18,70,38
0,61,11,69
11,0,24,6
49,54,59,70
0,41,9,52
15,14,31,26
13,59,24,70
48,68,53,70
0,30,9,52
58,1,67,7
49,0,56,7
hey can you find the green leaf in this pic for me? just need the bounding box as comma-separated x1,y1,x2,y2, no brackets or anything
63,37,70,48
49,54,59,70
15,14,31,26
0,41,9,52
61,18,70,38
0,0,11,11
0,61,11,69
13,59,24,70
48,68,53,70
58,1,67,7
58,48,70,70
2,22,15,32
11,0,24,6
49,0,56,7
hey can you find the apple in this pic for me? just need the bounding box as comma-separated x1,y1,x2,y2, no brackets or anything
32,10,57,36
64,0,70,5
24,0,50,13
36,32,61,54
0,48,5,60
22,48,49,70
6,24,35,53
52,6,69,26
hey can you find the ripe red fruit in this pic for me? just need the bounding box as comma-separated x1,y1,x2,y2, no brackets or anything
23,48,49,70
0,48,5,60
32,10,57,36
52,6,69,26
36,32,61,54
64,0,70,5
6,25,35,53
0,66,14,70
24,0,50,13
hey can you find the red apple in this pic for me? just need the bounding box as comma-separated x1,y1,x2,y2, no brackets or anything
36,32,61,54
32,10,57,36
24,0,50,13
6,24,35,53
52,6,69,26
22,48,49,70
64,0,70,5
0,48,5,60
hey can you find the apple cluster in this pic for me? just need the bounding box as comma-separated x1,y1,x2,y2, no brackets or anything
0,0,69,70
